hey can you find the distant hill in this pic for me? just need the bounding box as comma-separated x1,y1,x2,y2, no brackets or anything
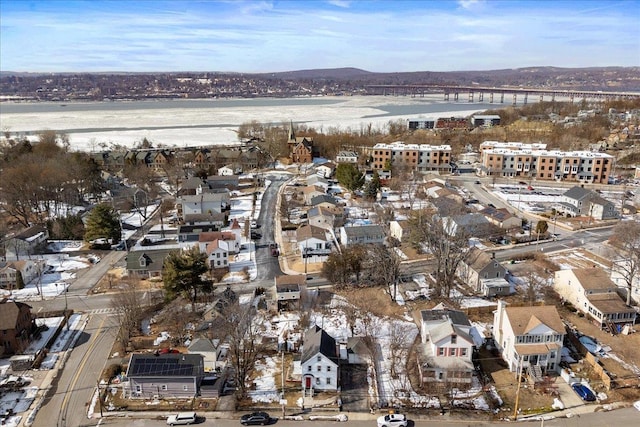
260,67,375,80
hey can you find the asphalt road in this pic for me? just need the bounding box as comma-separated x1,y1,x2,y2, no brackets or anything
254,174,287,281
34,312,120,427
80,406,640,427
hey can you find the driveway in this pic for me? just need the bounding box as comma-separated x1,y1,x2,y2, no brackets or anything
556,381,587,410
340,363,370,412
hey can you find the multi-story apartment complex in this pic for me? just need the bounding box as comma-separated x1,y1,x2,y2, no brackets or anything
368,142,452,173
479,141,547,153
480,143,614,184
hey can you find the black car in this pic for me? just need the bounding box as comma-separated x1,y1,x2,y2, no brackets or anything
240,411,271,425
250,231,262,240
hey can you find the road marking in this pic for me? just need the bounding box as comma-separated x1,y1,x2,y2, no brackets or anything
88,308,119,315
59,315,108,427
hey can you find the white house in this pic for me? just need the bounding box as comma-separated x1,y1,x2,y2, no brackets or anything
200,240,229,270
339,224,385,247
418,308,474,386
178,192,229,217
301,326,339,392
554,267,636,328
316,161,337,179
389,220,411,243
188,338,228,372
217,165,236,176
493,301,564,377
5,225,49,260
296,225,332,263
336,151,359,164
0,260,41,289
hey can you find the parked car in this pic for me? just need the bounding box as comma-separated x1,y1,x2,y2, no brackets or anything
571,383,596,402
250,231,262,240
240,411,271,425
475,180,481,184
377,413,408,427
166,411,197,425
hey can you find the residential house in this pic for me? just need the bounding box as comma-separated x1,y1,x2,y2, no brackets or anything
301,186,326,205
0,260,41,289
188,338,227,372
217,165,236,176
389,220,411,244
310,195,340,210
554,267,636,328
316,162,337,179
126,353,204,399
306,175,330,192
177,177,206,196
150,150,173,172
307,206,335,231
339,225,385,247
297,225,332,263
178,224,222,242
444,214,493,237
336,151,359,164
0,301,34,356
480,207,522,230
205,175,239,191
275,275,305,311
457,248,511,297
199,231,240,254
301,326,339,392
418,308,475,387
126,249,173,278
493,301,564,376
181,212,226,228
200,240,229,271
555,186,618,219
177,192,230,219
5,225,49,260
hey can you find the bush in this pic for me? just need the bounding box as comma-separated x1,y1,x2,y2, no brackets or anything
103,363,123,382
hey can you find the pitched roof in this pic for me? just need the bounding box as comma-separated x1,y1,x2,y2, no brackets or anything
464,247,502,273
342,224,385,239
420,309,471,327
563,186,594,201
296,224,329,241
505,305,564,335
302,325,337,364
571,267,617,291
199,231,236,242
188,338,216,353
0,301,31,330
127,353,204,377
587,293,637,315
310,194,338,206
10,225,47,241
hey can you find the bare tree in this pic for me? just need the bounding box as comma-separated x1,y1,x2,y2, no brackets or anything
407,209,472,298
610,220,640,305
218,301,266,398
368,244,402,301
111,281,145,351
388,322,412,379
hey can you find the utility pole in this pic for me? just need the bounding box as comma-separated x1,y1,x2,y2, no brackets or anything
281,350,286,419
513,355,524,421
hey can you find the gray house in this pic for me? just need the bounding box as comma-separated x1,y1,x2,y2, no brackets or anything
339,224,385,247
126,249,173,278
457,247,510,297
5,225,49,260
126,353,204,399
556,186,618,220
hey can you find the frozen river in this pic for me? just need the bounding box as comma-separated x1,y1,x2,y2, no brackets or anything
0,95,497,151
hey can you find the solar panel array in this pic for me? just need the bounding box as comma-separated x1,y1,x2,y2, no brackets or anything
130,356,194,377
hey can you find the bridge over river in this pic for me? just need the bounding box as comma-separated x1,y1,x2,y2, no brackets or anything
366,84,640,105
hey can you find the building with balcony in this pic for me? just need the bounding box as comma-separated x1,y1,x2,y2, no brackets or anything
367,142,452,174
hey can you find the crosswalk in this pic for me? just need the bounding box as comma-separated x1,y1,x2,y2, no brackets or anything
88,307,119,315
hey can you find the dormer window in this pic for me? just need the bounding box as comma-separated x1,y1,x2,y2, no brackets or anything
139,256,147,267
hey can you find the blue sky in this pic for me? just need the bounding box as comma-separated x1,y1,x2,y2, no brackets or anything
1,0,638,73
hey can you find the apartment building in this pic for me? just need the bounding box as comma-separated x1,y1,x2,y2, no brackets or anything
479,141,547,154
480,146,614,184
368,142,451,173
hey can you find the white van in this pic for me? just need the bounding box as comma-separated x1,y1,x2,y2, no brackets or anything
166,412,197,425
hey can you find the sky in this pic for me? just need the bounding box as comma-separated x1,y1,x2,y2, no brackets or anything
1,0,639,73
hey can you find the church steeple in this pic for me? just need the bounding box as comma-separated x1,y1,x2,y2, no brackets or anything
288,120,296,144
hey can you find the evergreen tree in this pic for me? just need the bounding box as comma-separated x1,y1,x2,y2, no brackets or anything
84,203,121,244
335,163,364,191
364,171,381,200
162,246,212,311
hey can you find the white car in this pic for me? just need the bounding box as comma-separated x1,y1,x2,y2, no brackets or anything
166,411,197,425
377,413,407,427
